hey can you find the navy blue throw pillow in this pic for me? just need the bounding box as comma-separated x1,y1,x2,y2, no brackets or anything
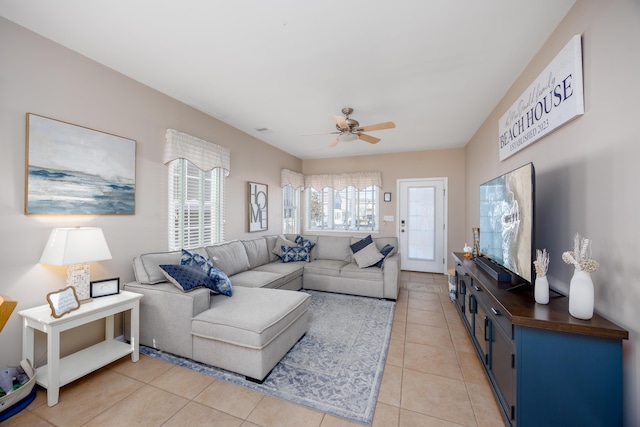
160,264,215,291
295,235,316,251
350,235,373,254
374,244,394,268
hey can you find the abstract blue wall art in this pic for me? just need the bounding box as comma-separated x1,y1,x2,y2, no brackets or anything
25,114,136,215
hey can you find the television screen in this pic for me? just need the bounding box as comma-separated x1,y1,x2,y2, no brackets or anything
479,163,534,283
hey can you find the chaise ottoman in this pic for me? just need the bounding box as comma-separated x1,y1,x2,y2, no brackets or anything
191,286,310,382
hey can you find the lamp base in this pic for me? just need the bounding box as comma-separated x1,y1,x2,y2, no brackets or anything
67,264,92,302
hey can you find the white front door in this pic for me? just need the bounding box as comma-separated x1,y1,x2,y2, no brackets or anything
398,178,447,273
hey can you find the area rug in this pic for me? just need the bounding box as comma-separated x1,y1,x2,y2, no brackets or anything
140,290,395,425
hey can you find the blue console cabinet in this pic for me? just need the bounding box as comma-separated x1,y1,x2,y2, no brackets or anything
453,253,627,427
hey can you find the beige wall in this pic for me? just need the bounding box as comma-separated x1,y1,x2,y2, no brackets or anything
0,18,301,368
302,149,466,262
465,0,640,423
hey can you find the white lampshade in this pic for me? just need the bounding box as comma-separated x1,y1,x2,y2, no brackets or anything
40,227,112,302
40,227,112,266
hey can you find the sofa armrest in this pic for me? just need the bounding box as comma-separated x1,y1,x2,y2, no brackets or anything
123,281,210,359
382,254,401,300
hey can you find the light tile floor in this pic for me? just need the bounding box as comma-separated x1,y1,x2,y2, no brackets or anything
4,272,506,427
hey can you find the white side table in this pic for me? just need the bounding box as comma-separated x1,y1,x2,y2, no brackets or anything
19,291,142,407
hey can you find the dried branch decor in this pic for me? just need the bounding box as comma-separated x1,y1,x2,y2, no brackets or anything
562,233,599,273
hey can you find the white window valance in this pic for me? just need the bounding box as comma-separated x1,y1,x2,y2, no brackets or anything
281,169,305,189
304,171,381,191
164,129,231,176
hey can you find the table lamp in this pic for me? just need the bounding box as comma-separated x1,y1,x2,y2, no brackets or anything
40,227,112,302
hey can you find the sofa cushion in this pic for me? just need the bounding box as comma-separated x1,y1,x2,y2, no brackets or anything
304,259,348,278
315,235,352,262
374,244,395,268
352,241,385,268
159,264,216,292
272,235,298,258
229,270,283,289
264,235,279,262
205,241,251,277
242,238,271,269
340,262,385,281
253,261,304,284
192,287,310,349
281,246,311,262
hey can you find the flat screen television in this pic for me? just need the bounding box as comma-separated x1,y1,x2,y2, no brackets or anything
477,163,535,286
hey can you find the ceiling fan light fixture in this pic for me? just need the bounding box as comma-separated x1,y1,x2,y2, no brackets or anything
339,133,359,142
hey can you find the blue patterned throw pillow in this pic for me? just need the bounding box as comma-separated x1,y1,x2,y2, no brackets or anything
281,246,310,262
179,249,233,296
181,249,214,270
207,266,233,296
374,244,395,268
295,235,316,251
160,264,215,291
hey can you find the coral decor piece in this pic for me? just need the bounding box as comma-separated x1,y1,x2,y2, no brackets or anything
562,233,599,273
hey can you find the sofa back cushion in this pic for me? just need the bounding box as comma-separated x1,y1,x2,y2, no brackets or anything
242,238,271,269
134,247,207,284
205,241,251,276
315,235,352,262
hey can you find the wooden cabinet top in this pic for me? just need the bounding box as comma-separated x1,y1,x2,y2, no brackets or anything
453,253,628,340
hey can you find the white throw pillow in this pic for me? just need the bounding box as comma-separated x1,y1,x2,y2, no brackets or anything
352,242,385,268
272,235,298,258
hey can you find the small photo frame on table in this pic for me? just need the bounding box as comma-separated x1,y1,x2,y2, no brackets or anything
384,192,392,202
90,278,120,298
46,287,80,319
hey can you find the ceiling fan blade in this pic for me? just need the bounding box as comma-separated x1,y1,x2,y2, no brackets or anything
329,138,340,147
332,115,348,129
358,133,381,144
357,121,396,132
301,131,340,136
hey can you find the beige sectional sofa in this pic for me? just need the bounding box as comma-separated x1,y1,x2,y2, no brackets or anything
124,234,400,382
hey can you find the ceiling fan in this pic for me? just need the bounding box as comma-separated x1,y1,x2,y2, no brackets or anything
304,108,395,147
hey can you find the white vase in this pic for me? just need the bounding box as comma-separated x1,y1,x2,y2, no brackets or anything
534,276,549,304
569,270,594,320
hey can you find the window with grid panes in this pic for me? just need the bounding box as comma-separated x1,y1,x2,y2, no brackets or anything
282,184,300,234
168,159,224,250
306,185,378,232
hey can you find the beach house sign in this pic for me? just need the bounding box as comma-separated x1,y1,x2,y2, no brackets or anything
499,35,584,161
